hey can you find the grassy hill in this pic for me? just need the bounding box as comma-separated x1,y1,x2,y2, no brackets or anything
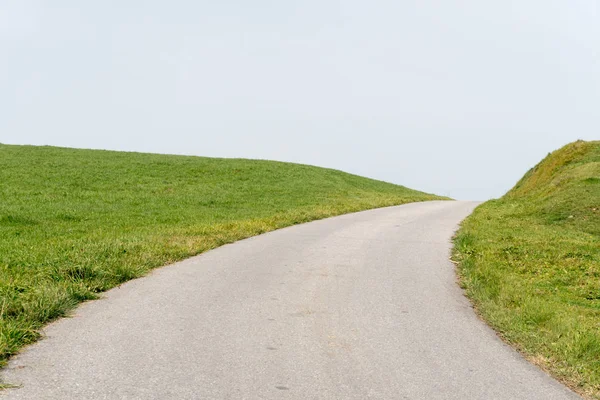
0,144,443,364
453,140,600,398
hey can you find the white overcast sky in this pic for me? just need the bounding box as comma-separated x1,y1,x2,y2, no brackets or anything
1,1,598,200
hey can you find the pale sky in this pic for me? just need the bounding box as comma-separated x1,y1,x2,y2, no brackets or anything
1,1,599,200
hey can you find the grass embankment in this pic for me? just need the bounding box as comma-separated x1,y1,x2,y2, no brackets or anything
453,140,600,398
0,144,443,364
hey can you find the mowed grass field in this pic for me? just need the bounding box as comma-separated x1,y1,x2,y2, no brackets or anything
0,144,443,364
453,141,600,398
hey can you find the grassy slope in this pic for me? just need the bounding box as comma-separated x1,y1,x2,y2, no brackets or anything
0,144,443,364
453,141,600,398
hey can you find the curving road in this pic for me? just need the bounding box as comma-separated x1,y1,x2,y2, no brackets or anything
1,201,580,399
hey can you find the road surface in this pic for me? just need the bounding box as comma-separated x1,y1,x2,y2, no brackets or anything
1,201,580,399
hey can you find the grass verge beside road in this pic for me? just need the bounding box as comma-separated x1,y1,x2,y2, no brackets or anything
453,140,600,398
0,144,443,365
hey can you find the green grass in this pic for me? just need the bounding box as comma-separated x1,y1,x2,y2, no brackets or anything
453,140,600,398
0,144,444,364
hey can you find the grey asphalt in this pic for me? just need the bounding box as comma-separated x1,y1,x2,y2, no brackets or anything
1,201,581,400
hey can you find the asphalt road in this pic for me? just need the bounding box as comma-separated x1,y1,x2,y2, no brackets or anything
1,201,581,400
